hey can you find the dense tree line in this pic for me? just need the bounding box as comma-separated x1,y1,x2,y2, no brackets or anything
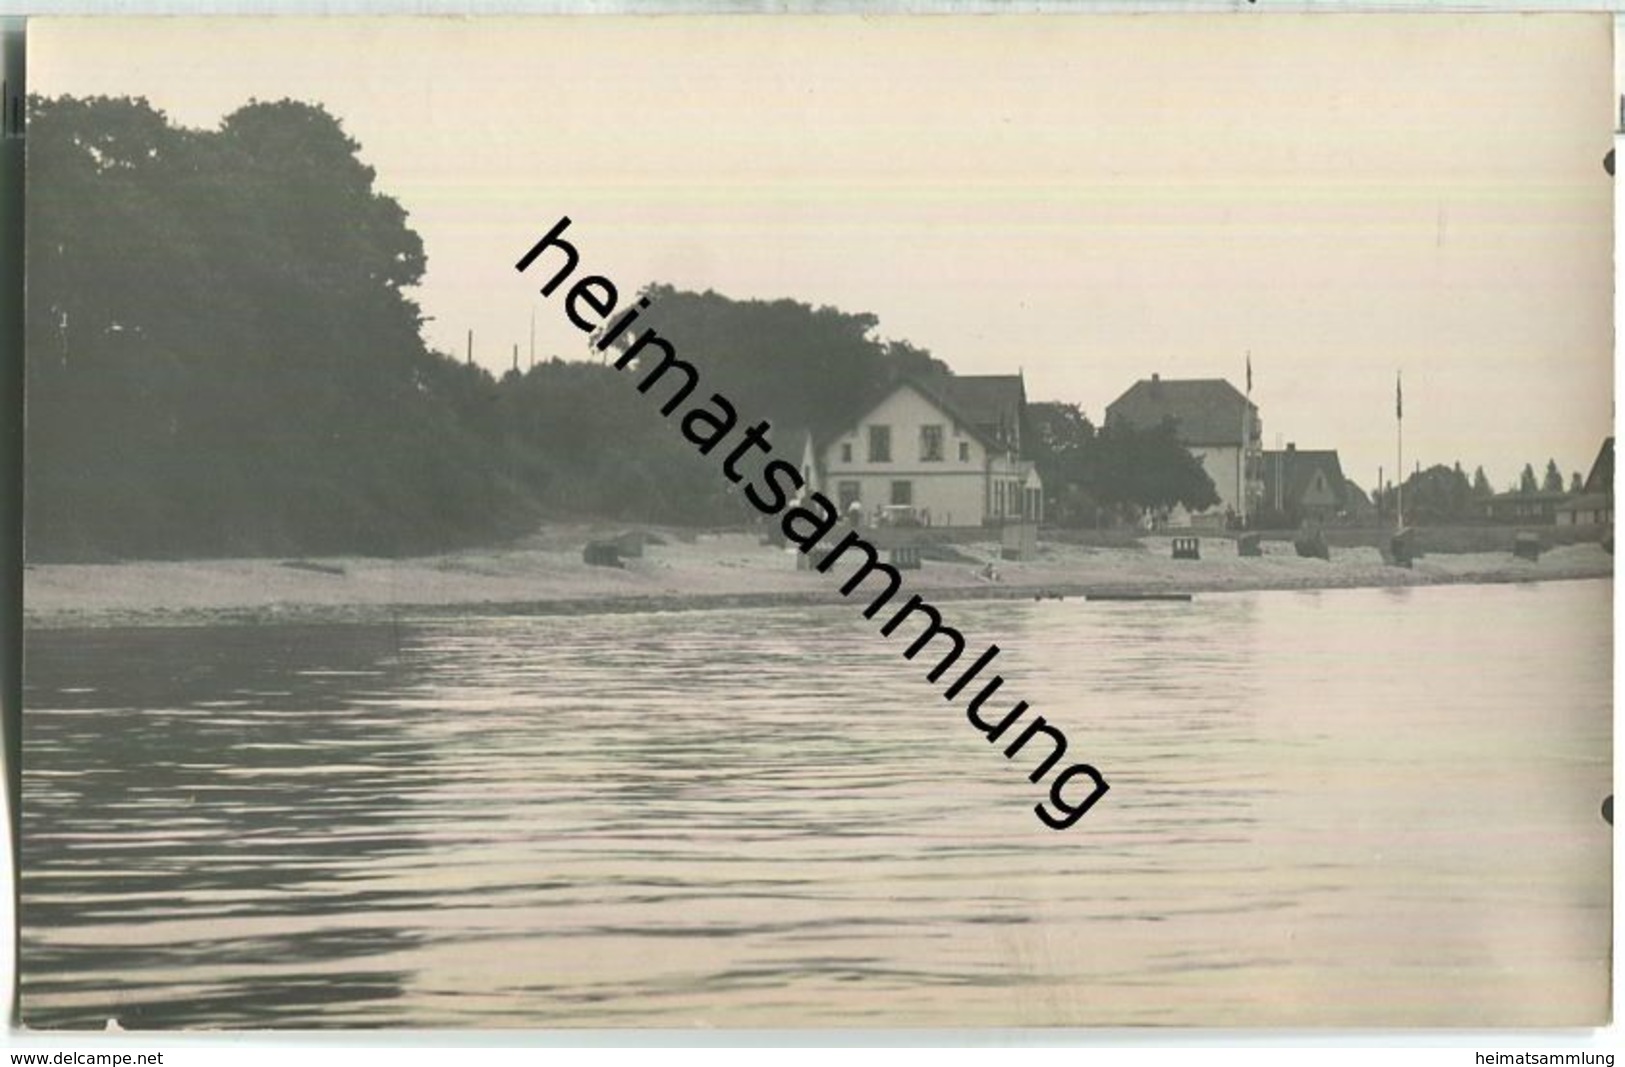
22,96,969,560
26,95,535,558
1377,464,1478,526
1368,457,1585,526
615,286,947,441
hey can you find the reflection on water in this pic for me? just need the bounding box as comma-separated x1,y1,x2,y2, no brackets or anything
21,581,1612,1028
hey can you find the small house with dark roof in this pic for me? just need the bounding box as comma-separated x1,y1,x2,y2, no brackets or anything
1556,436,1614,526
1104,374,1263,527
810,373,1043,527
1482,490,1570,525
1260,444,1349,527
1555,492,1613,526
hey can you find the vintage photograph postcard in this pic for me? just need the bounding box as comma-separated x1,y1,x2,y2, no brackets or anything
17,14,1614,1029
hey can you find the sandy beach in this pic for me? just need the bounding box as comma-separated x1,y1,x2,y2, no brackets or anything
22,524,1615,629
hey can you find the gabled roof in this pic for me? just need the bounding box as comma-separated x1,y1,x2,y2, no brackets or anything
822,373,1028,456
1583,437,1614,496
1262,448,1347,507
1105,377,1255,446
930,375,1025,434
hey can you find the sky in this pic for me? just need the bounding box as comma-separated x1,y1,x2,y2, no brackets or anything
30,14,1616,491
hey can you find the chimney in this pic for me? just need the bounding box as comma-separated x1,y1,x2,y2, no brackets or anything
1151,373,1160,383
1286,442,1296,453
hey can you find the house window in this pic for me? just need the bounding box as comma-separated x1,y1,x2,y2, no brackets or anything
958,441,971,463
890,481,913,506
998,480,1020,517
920,424,944,462
840,442,853,464
837,481,861,511
868,425,891,463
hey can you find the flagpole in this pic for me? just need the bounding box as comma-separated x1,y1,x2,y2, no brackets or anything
1242,351,1252,528
1240,395,1246,529
1396,371,1404,530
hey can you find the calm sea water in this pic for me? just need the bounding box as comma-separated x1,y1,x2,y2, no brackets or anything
20,580,1612,1029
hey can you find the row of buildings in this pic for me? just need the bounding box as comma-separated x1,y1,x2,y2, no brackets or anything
793,370,1610,531
1101,374,1424,530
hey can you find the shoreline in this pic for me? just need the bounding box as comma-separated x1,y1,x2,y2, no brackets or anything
22,530,1615,630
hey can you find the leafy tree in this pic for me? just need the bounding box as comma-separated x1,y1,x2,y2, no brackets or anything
1026,406,1218,524
1086,418,1219,517
490,357,742,524
1341,480,1373,519
1026,402,1103,526
1028,402,1094,459
1400,463,1474,524
606,285,946,444
1571,472,1584,494
1519,464,1539,494
1471,466,1493,497
25,94,530,559
1543,459,1564,493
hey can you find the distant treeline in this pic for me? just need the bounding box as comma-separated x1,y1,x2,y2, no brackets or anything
27,96,1237,561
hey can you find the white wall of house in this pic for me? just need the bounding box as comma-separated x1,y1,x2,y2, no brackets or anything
1557,505,1613,526
817,384,1038,526
1187,444,1243,521
822,472,987,527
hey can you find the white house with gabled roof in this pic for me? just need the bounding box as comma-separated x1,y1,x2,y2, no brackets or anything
805,373,1043,528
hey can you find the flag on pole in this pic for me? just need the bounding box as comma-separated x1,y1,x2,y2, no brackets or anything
1246,352,1252,395
1396,372,1403,420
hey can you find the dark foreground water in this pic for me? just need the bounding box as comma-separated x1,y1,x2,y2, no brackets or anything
21,580,1612,1028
